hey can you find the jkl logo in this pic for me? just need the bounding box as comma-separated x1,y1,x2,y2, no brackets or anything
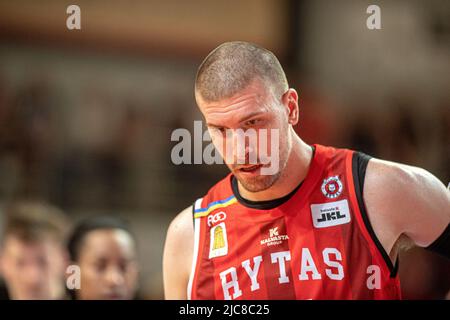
311,200,351,229
317,208,346,223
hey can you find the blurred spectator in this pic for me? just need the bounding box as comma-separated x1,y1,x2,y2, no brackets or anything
344,97,379,156
67,216,139,300
0,79,59,202
385,99,422,166
0,201,70,299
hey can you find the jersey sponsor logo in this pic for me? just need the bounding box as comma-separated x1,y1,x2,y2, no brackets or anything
209,222,228,259
207,211,227,227
218,248,345,300
321,175,343,199
270,227,279,237
260,227,289,247
310,199,351,228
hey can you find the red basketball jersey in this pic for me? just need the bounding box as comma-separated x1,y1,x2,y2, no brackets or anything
187,144,401,300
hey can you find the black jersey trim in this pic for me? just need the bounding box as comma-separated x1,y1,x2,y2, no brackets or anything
231,175,302,210
230,146,315,210
352,151,399,278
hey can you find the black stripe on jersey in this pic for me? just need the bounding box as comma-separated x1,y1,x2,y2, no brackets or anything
352,151,399,278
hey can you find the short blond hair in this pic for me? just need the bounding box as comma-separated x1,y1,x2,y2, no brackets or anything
195,41,289,102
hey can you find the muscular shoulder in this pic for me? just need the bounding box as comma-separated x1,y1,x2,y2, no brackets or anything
167,206,194,238
165,205,194,258
163,205,194,299
365,158,435,204
363,158,450,248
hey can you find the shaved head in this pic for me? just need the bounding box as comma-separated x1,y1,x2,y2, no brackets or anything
195,41,289,103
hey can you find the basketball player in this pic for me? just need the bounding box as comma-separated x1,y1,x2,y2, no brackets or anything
163,42,450,299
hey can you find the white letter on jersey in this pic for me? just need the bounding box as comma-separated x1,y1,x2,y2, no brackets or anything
271,251,291,284
323,248,344,280
299,248,322,280
219,267,243,300
366,265,381,289
242,256,262,291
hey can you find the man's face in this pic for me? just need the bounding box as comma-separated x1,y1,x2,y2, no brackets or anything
0,236,66,300
197,79,291,192
76,229,138,300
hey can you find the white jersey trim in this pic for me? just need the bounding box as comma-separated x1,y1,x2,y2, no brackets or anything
187,197,203,300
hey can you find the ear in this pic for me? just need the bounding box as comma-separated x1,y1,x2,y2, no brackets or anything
282,89,299,126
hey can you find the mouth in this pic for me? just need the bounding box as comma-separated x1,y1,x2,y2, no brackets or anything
105,293,123,300
237,164,263,174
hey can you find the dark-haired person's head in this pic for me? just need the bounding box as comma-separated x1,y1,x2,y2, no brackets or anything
0,201,70,300
67,216,138,300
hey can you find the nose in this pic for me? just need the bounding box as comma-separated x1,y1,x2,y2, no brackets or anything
231,130,258,165
24,265,44,286
105,267,125,287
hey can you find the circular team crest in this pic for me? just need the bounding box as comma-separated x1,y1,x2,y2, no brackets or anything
321,176,343,199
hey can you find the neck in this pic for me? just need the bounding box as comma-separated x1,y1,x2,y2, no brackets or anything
237,134,313,202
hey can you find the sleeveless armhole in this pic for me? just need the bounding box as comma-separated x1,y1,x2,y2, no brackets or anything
187,198,203,299
352,151,399,278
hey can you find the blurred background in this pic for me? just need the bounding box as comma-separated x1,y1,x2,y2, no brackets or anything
0,0,448,299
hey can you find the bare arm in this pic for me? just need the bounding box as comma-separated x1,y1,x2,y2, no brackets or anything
364,158,450,256
163,205,194,299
